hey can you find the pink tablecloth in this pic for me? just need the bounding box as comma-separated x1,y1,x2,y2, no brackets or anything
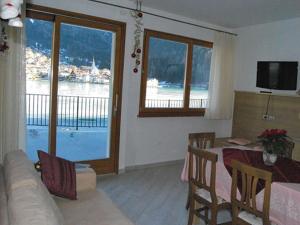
181,147,300,225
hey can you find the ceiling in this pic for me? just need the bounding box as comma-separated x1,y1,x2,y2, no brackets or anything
136,0,300,28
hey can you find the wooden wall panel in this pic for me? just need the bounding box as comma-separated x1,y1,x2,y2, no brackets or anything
232,91,300,161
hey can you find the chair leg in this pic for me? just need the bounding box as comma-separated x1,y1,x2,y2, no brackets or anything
210,208,217,225
232,205,238,225
187,197,195,225
204,208,209,225
185,191,190,210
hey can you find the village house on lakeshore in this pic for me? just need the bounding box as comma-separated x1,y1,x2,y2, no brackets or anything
26,47,111,84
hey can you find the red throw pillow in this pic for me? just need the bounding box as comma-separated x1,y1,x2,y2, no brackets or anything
38,150,77,200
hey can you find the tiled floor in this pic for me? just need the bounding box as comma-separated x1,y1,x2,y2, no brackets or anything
98,163,231,225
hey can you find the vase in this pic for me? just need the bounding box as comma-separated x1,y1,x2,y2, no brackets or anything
263,151,277,166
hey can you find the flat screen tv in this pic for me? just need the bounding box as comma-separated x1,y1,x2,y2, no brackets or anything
256,61,298,90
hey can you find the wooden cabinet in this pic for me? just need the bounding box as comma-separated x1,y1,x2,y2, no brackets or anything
232,91,300,161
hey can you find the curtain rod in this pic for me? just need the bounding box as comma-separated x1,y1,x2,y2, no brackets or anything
88,0,237,36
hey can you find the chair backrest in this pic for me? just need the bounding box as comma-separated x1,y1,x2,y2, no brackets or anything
231,160,272,225
279,141,295,159
188,146,218,204
188,132,215,149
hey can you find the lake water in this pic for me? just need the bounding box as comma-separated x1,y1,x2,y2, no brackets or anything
26,80,208,100
27,80,110,97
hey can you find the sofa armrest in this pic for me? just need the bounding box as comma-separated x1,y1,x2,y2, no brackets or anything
76,168,96,192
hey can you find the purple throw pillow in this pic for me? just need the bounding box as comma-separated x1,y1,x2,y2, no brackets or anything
38,150,77,200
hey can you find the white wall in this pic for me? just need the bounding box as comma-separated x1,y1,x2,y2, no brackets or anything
28,0,233,169
233,18,300,96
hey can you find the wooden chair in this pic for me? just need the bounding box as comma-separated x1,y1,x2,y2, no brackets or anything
189,132,215,149
231,160,273,225
186,132,215,210
278,141,295,159
187,146,231,225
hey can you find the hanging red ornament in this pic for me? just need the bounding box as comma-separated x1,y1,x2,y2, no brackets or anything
131,1,143,75
0,42,9,52
138,12,143,18
0,27,9,53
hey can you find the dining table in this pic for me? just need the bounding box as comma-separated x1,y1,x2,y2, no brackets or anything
181,146,300,225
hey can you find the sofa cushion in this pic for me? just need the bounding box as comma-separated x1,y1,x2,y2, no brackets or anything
4,150,64,225
8,183,64,225
3,150,38,192
0,166,9,225
54,190,134,225
38,150,77,200
76,168,96,192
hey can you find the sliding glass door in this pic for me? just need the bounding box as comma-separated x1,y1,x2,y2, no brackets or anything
25,16,53,161
55,17,116,162
25,8,125,174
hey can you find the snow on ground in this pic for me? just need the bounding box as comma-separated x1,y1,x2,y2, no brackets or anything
27,126,109,162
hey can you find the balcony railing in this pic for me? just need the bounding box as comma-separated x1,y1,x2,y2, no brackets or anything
26,94,109,129
145,98,208,108
26,94,208,129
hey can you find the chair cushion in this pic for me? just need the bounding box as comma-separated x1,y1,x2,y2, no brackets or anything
238,211,263,225
195,188,226,204
238,211,277,225
38,150,77,200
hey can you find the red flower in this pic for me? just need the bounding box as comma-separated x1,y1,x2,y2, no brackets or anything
258,129,288,139
279,129,287,135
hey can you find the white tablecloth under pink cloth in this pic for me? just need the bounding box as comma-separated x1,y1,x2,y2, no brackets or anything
181,147,300,225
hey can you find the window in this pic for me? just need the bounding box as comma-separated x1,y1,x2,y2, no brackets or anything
139,30,213,117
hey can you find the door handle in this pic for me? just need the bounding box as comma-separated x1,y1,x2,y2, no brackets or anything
114,94,118,116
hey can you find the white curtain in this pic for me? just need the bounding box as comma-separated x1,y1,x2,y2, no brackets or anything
0,21,26,162
205,32,235,120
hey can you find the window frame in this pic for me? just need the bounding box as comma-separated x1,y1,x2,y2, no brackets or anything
138,29,213,117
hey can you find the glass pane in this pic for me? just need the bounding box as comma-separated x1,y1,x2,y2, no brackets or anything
189,45,212,108
145,37,187,108
25,18,53,161
56,22,114,161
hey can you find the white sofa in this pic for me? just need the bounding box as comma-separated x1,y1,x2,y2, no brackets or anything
0,150,134,225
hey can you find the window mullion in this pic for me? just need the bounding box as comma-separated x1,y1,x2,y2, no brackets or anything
139,32,149,111
48,16,62,156
183,42,193,110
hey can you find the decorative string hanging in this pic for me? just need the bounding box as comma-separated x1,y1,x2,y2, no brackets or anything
0,22,9,53
130,0,143,74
